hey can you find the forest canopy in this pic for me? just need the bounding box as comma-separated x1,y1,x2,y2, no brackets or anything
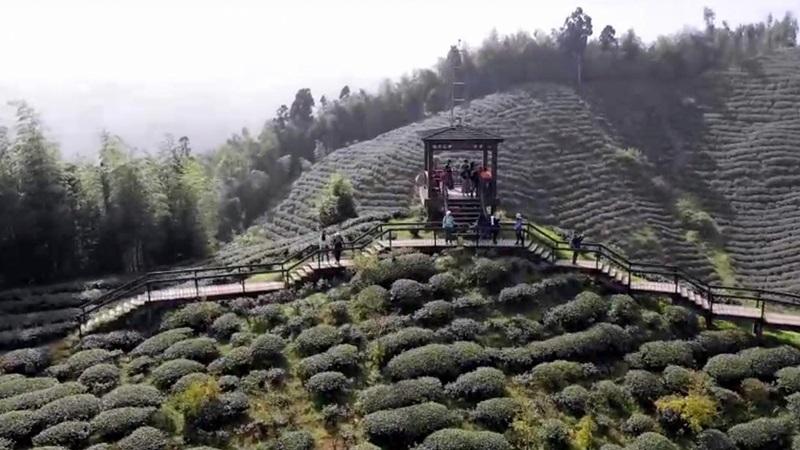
0,7,796,287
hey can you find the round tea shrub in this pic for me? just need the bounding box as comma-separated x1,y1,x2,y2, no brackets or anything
727,417,793,450
776,366,800,394
607,294,641,325
695,428,736,450
84,444,110,450
542,291,608,332
90,407,155,439
101,385,163,410
0,377,58,400
208,347,253,376
0,382,86,415
520,360,588,392
373,327,435,364
413,300,454,326
230,332,256,347
162,337,219,364
627,432,678,450
249,333,286,366
192,392,249,429
626,340,696,371
453,293,491,311
128,356,155,376
428,273,458,299
80,331,143,352
36,394,101,428
662,365,695,394
0,409,39,441
78,364,120,396
445,367,505,402
416,428,512,450
350,285,389,321
31,421,90,448
275,430,314,450
468,258,507,287
623,413,657,436
741,346,800,378
624,370,665,403
150,359,205,390
441,318,486,342
497,283,538,305
0,437,12,450
63,349,119,377
592,380,633,413
664,306,699,338
323,301,350,325
363,402,458,447
160,302,223,331
305,371,349,401
130,328,194,358
472,397,518,431
538,418,570,450
385,342,488,381
294,325,342,356
297,344,360,380
218,375,239,392
171,373,212,395
389,279,429,310
117,426,167,450
0,347,51,375
703,354,751,385
553,384,590,416
693,329,754,359
489,316,544,346
357,377,444,414
249,304,286,329
209,313,242,341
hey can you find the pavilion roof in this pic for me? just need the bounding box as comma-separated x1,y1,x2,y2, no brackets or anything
418,124,504,142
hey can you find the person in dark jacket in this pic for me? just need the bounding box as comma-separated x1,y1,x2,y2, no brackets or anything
514,213,524,246
332,232,344,265
489,214,500,244
571,232,584,265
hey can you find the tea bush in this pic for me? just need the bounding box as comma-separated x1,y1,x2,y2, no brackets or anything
208,346,253,375
90,407,155,439
294,325,342,356
116,426,167,450
472,397,518,431
445,367,506,402
101,385,163,410
384,341,488,381
0,377,58,399
160,302,223,331
350,285,389,320
727,417,793,450
623,413,658,436
626,432,678,450
35,393,101,428
0,409,40,441
389,279,430,310
357,377,444,414
543,291,608,332
415,428,512,450
372,327,435,364
0,382,86,414
79,331,143,352
297,344,360,380
62,349,119,377
0,347,51,375
607,294,641,325
150,359,206,390
428,273,459,299
275,430,314,450
249,333,286,366
78,364,120,396
162,337,220,364
538,418,570,450
363,402,458,447
624,370,666,403
130,328,194,358
695,428,736,450
31,421,91,448
412,300,454,326
554,384,591,416
305,371,349,402
625,340,696,371
209,313,242,341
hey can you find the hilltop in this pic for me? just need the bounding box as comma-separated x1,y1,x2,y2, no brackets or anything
224,48,800,293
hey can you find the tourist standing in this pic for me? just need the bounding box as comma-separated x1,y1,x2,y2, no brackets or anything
571,232,584,265
443,210,456,244
332,232,344,265
319,229,329,263
514,213,524,246
490,213,500,245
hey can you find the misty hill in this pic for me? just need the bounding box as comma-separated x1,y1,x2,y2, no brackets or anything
223,48,800,293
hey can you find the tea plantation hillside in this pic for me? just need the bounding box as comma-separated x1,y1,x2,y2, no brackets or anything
223,48,800,292
5,250,800,449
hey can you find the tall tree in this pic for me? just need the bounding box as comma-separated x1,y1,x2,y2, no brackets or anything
559,7,593,91
599,25,618,50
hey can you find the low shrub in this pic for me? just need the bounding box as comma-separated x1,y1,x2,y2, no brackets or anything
627,432,678,450
741,346,800,378
623,413,657,435
553,384,591,416
372,327,435,364
78,364,120,395
350,285,389,320
357,314,413,340
162,337,219,364
0,377,58,400
416,428,512,450
0,347,51,375
445,367,505,402
101,385,163,410
624,370,665,404
488,316,545,346
0,409,40,441
160,302,223,331
63,349,120,378
130,328,194,358
468,258,507,287
413,300,454,326
428,273,458,299
116,426,167,450
171,373,213,395
275,430,314,450
727,417,793,450
249,333,286,366
363,402,458,447
695,428,736,450
543,291,608,332
80,331,143,351
0,382,86,414
692,329,754,360
90,407,155,440
322,301,350,325
703,354,751,385
389,279,429,310
208,346,253,376
497,283,538,305
626,340,696,371
777,366,800,394
655,393,718,433
357,377,444,414
209,313,242,341
128,356,155,376
518,360,589,391
538,418,570,450
230,332,256,347
35,394,101,428
218,375,239,392
294,325,342,356
437,318,486,342
740,378,771,407
249,304,286,330
384,341,488,381
453,293,491,311
192,391,249,429
472,397,518,431
592,380,633,413
607,294,641,325
297,344,360,380
150,359,206,390
31,420,90,448
305,371,349,402
664,306,699,338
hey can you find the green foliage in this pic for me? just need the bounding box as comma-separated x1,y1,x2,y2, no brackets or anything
472,397,518,431
0,376,58,399
90,407,156,439
497,283,539,305
413,300,454,326
623,413,657,436
389,279,430,310
624,370,666,404
318,173,357,226
0,381,86,415
488,316,545,346
163,337,220,364
0,409,40,442
776,366,800,394
160,302,223,331
468,258,508,287
297,344,360,380
542,291,608,332
249,333,286,366
428,273,459,299
625,340,696,371
350,285,389,320
80,331,144,352
0,347,51,375
209,313,242,341
607,294,641,325
695,428,736,450
445,367,506,402
276,430,314,450
101,385,163,410
663,306,699,338
305,371,349,402
675,196,719,239
655,392,718,433
371,327,435,365
36,393,101,428
62,349,119,377
116,426,168,450
357,377,444,414
150,358,206,390
363,402,459,447
294,324,342,356
167,377,221,425
384,341,488,381
538,418,570,450
519,360,589,392
130,328,194,357
78,363,120,396
416,428,512,450
553,384,591,416
727,417,793,450
592,380,633,414
31,420,91,448
626,432,678,450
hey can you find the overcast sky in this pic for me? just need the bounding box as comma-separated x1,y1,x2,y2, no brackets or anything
1,0,797,158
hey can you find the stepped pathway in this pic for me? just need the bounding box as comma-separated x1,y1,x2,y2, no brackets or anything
81,236,800,335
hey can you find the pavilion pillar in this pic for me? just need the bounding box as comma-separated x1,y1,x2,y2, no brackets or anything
491,147,498,214
482,148,488,168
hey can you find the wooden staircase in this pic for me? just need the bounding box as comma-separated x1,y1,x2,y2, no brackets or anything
448,197,483,226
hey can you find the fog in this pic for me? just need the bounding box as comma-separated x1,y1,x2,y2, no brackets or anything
1,0,797,158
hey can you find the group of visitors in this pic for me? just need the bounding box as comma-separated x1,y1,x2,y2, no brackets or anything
442,211,526,246
442,159,493,198
318,229,345,265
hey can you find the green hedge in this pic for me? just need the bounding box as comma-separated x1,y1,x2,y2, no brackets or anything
703,354,751,385
0,409,40,442
445,367,506,402
488,316,545,346
31,421,91,448
209,313,242,341
150,359,205,390
390,279,430,310
249,333,286,367
129,328,194,357
553,384,591,416
662,365,693,394
472,397,518,431
415,428,512,450
626,432,679,450
428,273,459,299
0,382,86,414
90,407,155,439
607,294,641,325
517,360,591,391
101,385,163,410
664,306,699,338
592,380,633,414
171,373,212,395
0,377,58,400
497,283,538,305
385,342,488,381
162,337,219,364
249,304,286,329
622,413,657,436
625,340,696,371
78,364,120,396
80,331,143,352
350,285,389,320
208,346,253,376
692,329,754,360
372,327,435,365
623,370,665,404
439,319,486,342
357,377,444,414
117,426,167,450
305,371,349,401
297,344,360,380
542,291,608,332
363,402,458,447
727,417,793,450
468,258,507,287
0,347,51,375
538,418,570,450
35,393,101,428
276,430,314,450
62,349,120,378
294,325,342,356
360,253,436,287
413,300,454,326
160,302,223,331
777,366,800,394
695,429,736,450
